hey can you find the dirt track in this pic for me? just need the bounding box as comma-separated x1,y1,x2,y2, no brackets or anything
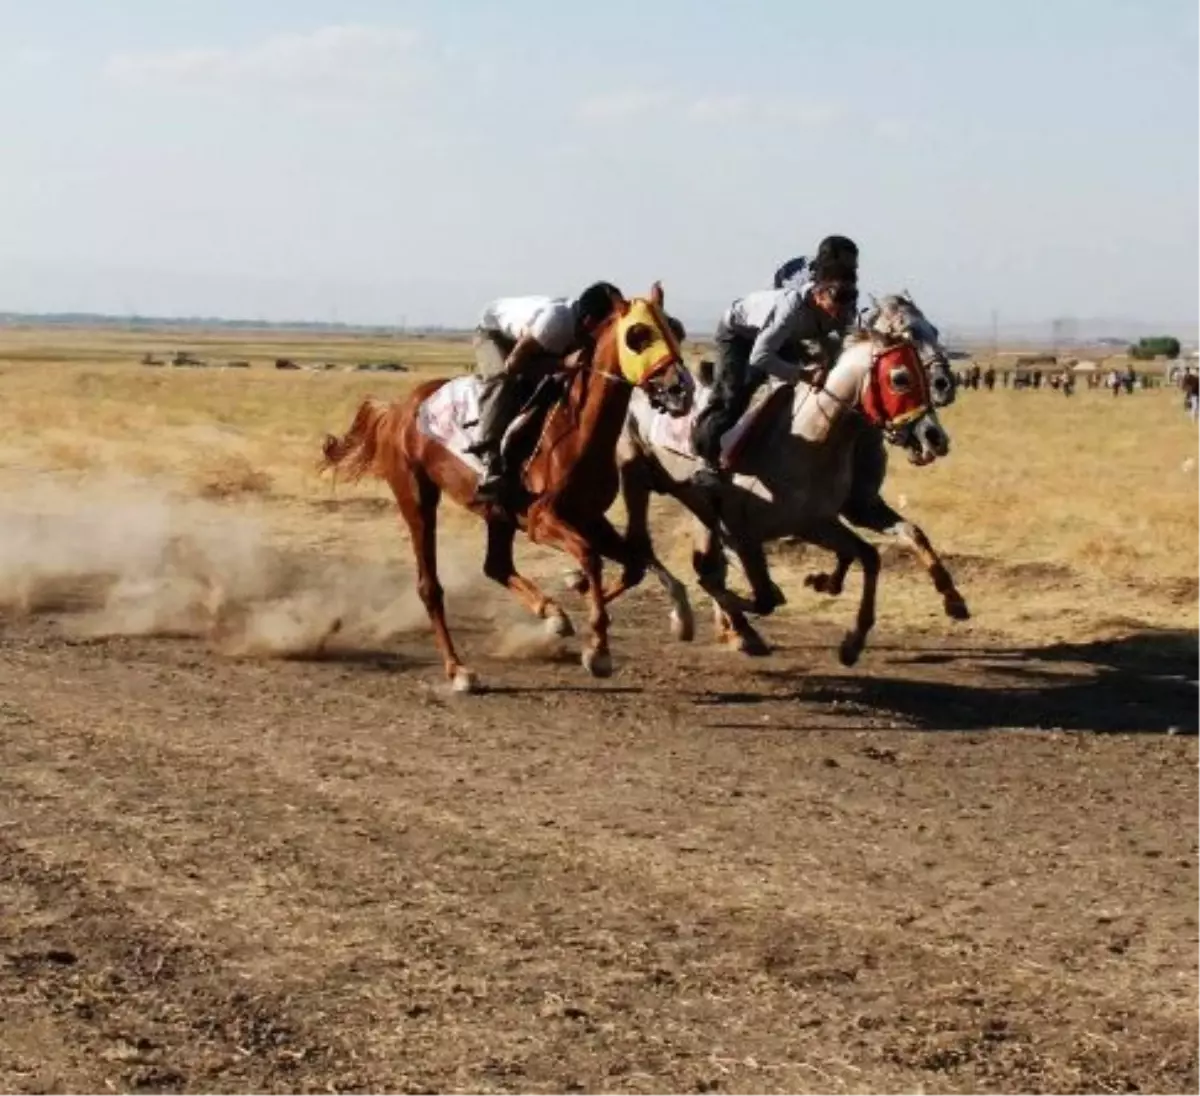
1,586,1196,1095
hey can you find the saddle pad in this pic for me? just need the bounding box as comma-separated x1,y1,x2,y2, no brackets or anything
415,375,487,475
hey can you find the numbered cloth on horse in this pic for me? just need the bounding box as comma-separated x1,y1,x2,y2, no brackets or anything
416,373,567,477
639,378,793,469
416,376,489,474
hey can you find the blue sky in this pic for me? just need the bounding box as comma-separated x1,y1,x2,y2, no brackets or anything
0,0,1195,331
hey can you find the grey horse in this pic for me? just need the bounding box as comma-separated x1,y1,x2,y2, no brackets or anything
570,292,968,665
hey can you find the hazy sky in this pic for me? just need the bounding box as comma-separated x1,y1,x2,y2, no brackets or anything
1,0,1196,330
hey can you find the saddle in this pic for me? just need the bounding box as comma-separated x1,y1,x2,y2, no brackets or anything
474,372,571,512
718,381,795,473
499,371,571,471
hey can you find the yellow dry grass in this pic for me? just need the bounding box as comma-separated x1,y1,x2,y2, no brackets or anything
0,325,1195,647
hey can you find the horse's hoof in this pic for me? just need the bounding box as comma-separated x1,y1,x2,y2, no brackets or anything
545,611,575,638
805,573,840,596
451,667,479,694
838,633,864,667
946,596,971,621
582,648,613,678
562,568,588,595
670,607,695,643
733,630,771,658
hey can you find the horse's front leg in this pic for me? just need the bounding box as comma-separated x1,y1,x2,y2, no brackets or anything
804,553,853,597
529,506,612,677
793,518,880,667
484,517,576,638
845,495,969,621
565,455,696,642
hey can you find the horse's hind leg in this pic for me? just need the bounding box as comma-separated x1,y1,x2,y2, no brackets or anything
694,524,770,657
391,462,476,692
648,553,694,641
844,495,969,621
728,538,786,616
484,518,575,638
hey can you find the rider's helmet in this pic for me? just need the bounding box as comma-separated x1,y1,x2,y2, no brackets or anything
572,282,622,335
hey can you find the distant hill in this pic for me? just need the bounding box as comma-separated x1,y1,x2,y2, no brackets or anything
0,311,461,337
2,308,1196,350
942,316,1200,348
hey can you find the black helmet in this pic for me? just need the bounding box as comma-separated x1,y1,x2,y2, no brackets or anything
813,236,859,281
815,235,858,261
573,281,621,330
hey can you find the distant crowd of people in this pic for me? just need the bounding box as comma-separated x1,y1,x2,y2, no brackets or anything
951,361,1196,412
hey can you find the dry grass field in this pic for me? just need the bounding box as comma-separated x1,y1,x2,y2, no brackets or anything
0,325,1196,1094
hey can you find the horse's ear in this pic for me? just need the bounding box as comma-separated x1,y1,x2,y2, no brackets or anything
650,281,664,308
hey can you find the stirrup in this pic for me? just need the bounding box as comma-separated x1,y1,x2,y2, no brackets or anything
690,464,726,490
474,476,505,502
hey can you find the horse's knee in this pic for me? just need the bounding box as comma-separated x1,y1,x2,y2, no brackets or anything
858,542,881,576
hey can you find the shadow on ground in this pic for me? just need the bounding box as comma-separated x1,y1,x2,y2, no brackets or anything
743,629,1199,734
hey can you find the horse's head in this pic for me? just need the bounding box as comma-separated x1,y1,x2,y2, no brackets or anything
594,282,694,417
861,290,956,409
855,338,950,466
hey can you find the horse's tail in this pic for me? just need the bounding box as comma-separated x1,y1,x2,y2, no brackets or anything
319,397,396,484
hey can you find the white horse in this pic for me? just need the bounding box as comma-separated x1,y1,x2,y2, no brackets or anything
571,293,966,665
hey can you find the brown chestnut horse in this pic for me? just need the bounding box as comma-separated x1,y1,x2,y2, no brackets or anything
319,283,694,693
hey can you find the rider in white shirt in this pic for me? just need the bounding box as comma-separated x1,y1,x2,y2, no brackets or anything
467,283,620,502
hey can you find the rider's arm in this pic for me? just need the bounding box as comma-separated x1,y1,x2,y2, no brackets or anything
506,304,574,371
503,331,544,372
748,292,809,383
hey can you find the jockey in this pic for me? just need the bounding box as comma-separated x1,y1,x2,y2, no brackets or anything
690,263,858,490
773,235,861,385
467,282,620,502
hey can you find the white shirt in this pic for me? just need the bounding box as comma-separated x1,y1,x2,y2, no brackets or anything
478,295,577,355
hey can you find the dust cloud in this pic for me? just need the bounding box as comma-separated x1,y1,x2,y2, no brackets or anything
0,475,484,658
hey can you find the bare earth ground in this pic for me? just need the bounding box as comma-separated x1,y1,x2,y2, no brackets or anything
0,332,1196,1094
